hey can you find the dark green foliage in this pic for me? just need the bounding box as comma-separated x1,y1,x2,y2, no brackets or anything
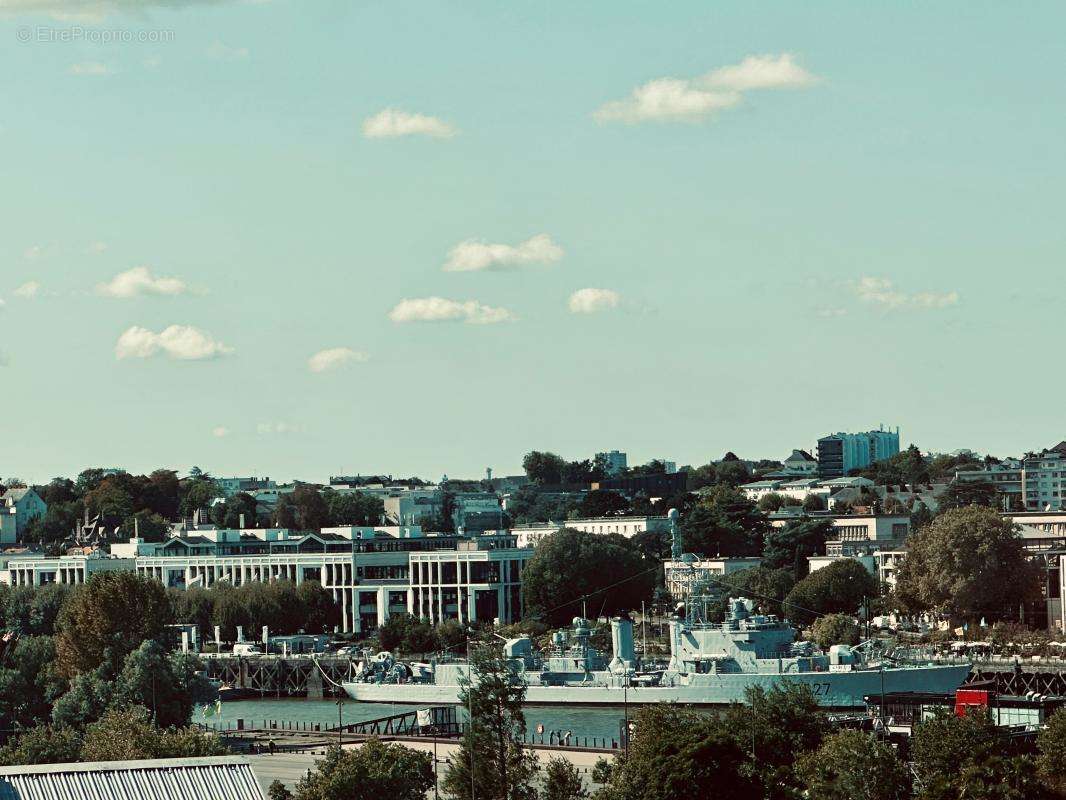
795,730,911,800
321,488,385,526
594,705,757,800
681,486,767,558
79,705,229,761
894,506,1041,621
937,481,998,512
0,636,67,731
542,757,589,800
577,490,629,518
762,518,833,578
0,725,82,766
293,740,433,800
1036,709,1066,795
911,708,1002,789
192,579,339,640
55,571,173,678
783,560,878,625
268,780,294,800
521,529,655,627
810,613,860,649
443,643,539,800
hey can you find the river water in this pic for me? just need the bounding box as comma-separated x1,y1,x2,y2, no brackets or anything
207,697,630,743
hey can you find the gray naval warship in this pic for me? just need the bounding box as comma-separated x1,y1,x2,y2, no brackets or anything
344,509,969,708
342,597,971,709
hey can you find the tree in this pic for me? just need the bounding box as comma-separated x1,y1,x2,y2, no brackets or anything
443,643,539,800
80,705,229,761
685,464,717,491
714,460,750,487
212,492,260,529
718,683,830,797
894,506,1041,622
681,502,761,558
795,730,910,800
55,571,172,678
1036,709,1066,796
521,529,655,627
523,451,567,487
810,613,860,650
180,475,219,517
51,667,114,729
935,755,1052,800
911,708,1001,789
938,480,998,512
111,640,206,728
268,781,294,800
297,580,340,633
757,493,788,513
783,560,878,626
577,490,629,519
0,636,67,733
541,758,588,800
802,493,826,512
322,488,384,526
0,725,82,766
762,518,832,579
593,705,757,800
293,740,433,800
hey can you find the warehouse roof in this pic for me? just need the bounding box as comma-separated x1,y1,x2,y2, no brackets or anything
0,756,264,800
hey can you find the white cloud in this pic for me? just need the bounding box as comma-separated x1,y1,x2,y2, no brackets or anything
13,281,40,298
703,53,818,91
388,297,515,325
308,347,369,373
853,277,959,310
115,325,232,360
595,52,816,124
257,421,301,436
97,266,188,298
206,40,249,61
212,426,229,438
68,61,113,76
595,79,740,123
362,109,456,139
444,234,563,272
568,287,621,314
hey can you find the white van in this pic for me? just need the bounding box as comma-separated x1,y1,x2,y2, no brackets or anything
232,643,263,656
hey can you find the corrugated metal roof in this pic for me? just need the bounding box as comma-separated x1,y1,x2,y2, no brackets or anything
0,756,265,800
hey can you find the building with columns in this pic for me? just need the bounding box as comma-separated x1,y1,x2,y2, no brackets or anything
0,524,531,635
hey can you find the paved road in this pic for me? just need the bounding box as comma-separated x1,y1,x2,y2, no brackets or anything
249,739,612,794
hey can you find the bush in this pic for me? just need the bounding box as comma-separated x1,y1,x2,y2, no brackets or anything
810,614,860,650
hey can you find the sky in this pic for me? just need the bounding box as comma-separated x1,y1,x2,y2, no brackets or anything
1,1,1064,485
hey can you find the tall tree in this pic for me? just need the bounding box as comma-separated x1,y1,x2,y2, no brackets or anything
783,560,877,626
522,451,567,486
442,643,539,800
594,705,757,800
795,730,911,800
55,572,172,678
894,506,1041,622
762,518,833,579
521,529,655,627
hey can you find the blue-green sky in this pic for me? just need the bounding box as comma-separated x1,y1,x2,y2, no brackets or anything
2,1,1063,484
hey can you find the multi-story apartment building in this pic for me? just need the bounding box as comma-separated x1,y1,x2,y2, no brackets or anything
215,476,277,498
816,427,900,478
955,443,1066,511
0,525,531,634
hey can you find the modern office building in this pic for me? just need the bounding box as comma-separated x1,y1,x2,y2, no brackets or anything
816,427,901,478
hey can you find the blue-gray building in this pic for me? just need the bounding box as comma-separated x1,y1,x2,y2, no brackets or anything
817,427,900,478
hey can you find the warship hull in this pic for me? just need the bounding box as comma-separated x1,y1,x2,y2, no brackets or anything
342,663,971,709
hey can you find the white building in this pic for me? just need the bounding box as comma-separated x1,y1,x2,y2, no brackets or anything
216,477,277,498
511,515,670,548
3,525,531,634
807,550,904,589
